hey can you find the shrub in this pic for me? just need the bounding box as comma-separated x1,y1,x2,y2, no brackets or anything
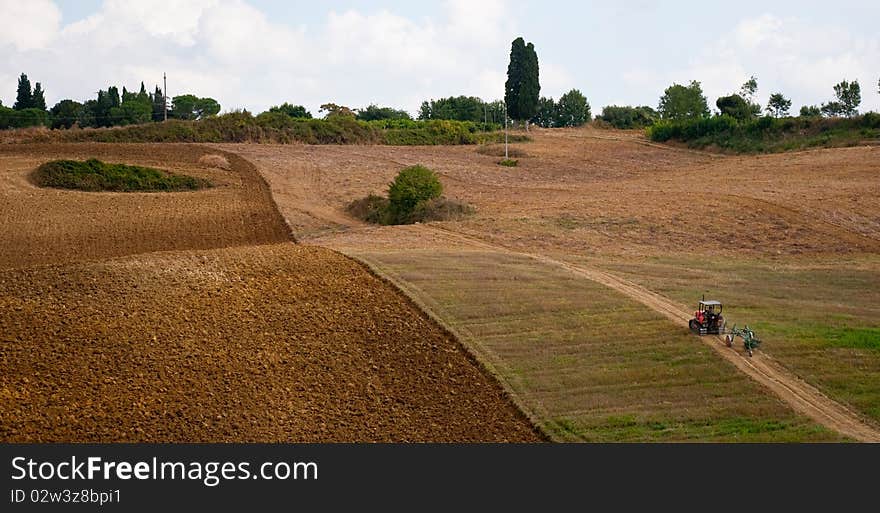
598,105,657,129
409,197,474,223
0,106,49,129
346,194,391,225
32,159,210,192
387,165,443,224
648,112,879,153
499,159,518,167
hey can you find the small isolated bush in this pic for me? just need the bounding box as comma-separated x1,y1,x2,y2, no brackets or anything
499,159,518,167
476,144,528,157
33,159,210,192
347,165,472,225
345,194,391,225
198,154,231,170
387,165,443,223
409,197,474,223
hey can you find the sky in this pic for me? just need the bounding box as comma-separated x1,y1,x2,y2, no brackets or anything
1,0,878,116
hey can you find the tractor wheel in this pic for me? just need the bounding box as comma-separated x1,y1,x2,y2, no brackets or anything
689,319,700,333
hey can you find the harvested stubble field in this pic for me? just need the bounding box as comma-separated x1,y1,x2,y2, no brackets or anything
229,127,880,441
0,143,540,442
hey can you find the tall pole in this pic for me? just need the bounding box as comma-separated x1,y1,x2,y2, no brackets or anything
504,102,509,160
163,72,167,122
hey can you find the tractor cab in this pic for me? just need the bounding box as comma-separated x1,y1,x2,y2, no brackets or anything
698,300,722,316
690,300,725,335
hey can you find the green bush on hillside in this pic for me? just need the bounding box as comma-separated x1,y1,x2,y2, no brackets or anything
32,159,210,192
388,165,443,223
647,113,880,153
9,111,504,146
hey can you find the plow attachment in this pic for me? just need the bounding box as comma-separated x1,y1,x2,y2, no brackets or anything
724,324,761,357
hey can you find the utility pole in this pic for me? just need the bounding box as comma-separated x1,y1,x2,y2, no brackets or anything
163,72,167,122
504,101,509,160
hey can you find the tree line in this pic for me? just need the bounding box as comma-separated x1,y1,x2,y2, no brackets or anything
0,73,220,129
599,75,875,129
5,41,876,132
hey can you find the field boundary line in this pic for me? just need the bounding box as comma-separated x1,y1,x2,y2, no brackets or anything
426,225,880,442
339,251,556,442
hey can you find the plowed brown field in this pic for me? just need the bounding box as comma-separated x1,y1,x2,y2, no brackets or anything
0,143,541,442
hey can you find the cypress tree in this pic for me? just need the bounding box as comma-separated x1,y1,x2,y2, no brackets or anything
31,83,47,111
504,38,540,126
13,73,33,110
151,86,166,121
518,42,540,127
505,38,526,120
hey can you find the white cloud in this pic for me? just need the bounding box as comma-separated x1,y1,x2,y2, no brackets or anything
0,0,533,116
622,13,880,112
0,0,62,51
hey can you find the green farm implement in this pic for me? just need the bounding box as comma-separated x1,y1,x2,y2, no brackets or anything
724,325,762,357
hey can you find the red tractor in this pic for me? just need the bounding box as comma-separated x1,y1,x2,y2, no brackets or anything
689,299,725,335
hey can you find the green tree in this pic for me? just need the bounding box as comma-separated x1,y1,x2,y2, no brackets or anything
519,42,540,127
820,101,843,117
531,97,557,127
171,95,221,120
716,94,759,120
268,103,312,118
800,105,821,117
598,105,657,128
504,38,526,122
658,80,709,120
49,99,84,129
505,37,540,126
740,75,758,106
31,83,47,111
765,93,792,117
832,80,861,117
151,86,167,121
319,103,355,119
13,73,33,110
387,165,443,224
554,89,590,127
418,96,481,121
356,104,411,121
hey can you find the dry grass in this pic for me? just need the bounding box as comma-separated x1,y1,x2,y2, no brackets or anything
476,144,529,158
198,154,231,170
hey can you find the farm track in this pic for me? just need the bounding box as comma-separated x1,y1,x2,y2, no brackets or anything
425,225,880,442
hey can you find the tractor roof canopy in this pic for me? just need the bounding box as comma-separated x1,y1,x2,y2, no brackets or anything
700,300,722,306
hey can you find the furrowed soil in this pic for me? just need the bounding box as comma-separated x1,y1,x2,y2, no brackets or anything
0,144,290,269
0,143,540,442
225,127,880,441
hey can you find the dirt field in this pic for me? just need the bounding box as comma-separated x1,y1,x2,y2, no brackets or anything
227,127,880,441
0,143,541,442
0,144,290,269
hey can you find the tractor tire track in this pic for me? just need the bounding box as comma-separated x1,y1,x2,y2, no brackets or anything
425,224,880,442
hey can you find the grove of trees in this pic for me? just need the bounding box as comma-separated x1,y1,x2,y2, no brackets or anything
531,89,591,128
0,73,220,130
418,96,504,123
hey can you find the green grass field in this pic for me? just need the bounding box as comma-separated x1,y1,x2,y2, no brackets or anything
353,249,843,441
588,254,880,423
